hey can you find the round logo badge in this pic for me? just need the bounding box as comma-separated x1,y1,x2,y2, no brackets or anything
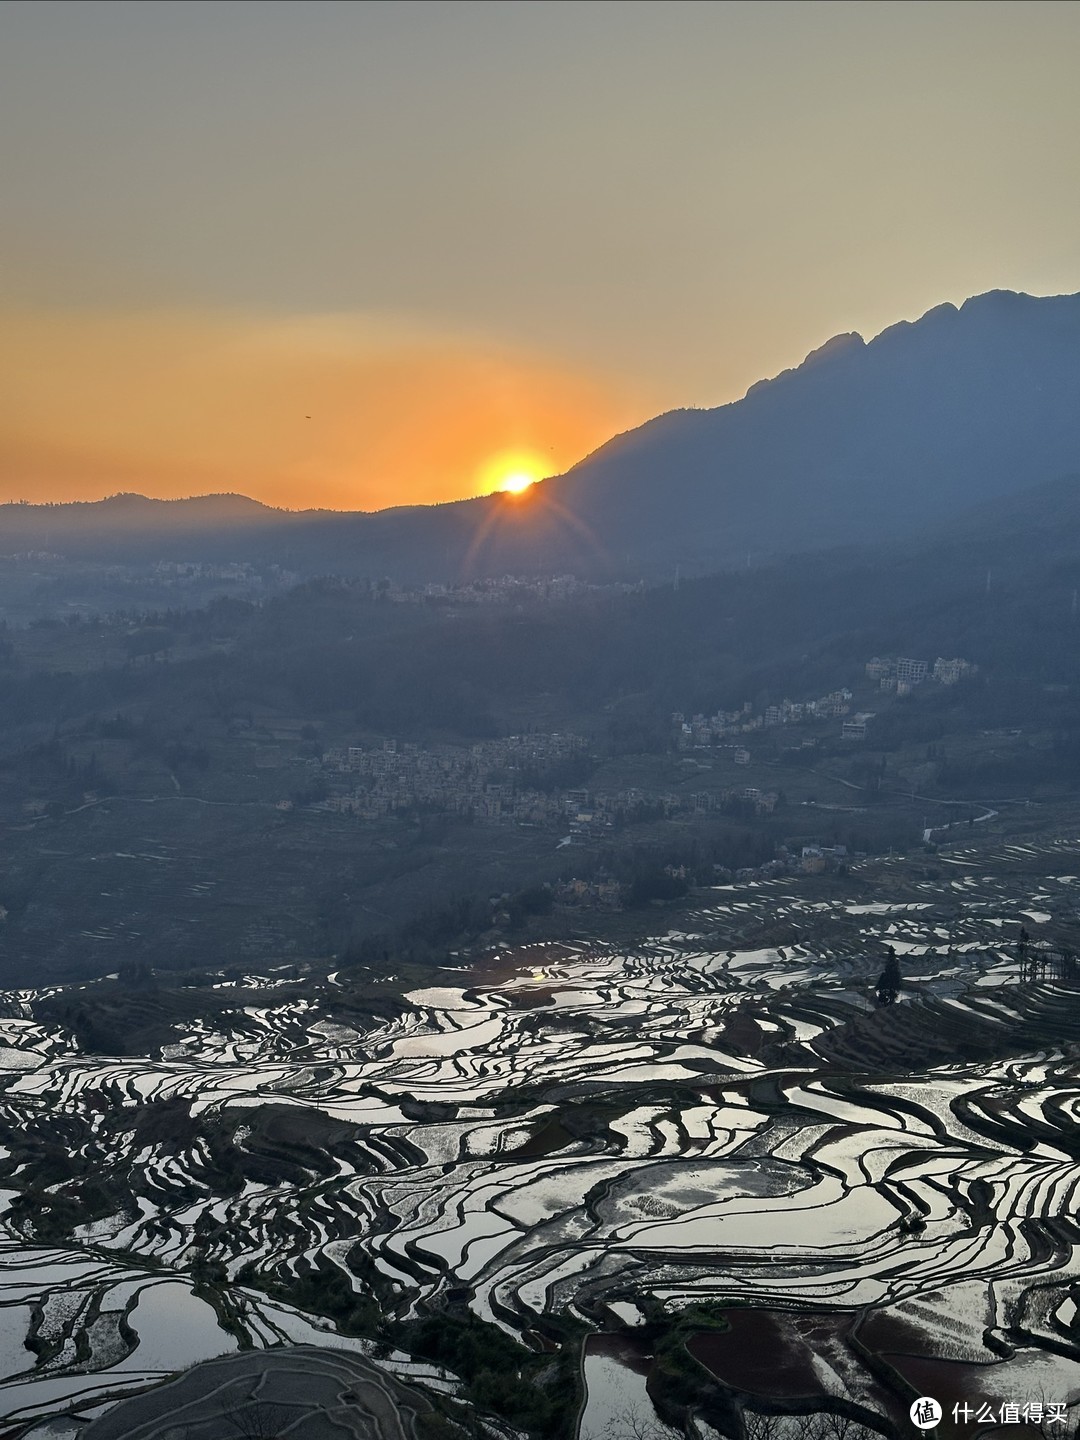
910,1397,943,1430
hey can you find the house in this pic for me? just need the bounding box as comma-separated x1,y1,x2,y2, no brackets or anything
896,657,928,685
933,657,976,685
800,847,827,874
842,712,875,741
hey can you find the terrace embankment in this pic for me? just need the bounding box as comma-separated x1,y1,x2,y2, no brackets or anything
1,836,1079,1437
687,1308,907,1431
813,978,1080,1073
80,1344,432,1440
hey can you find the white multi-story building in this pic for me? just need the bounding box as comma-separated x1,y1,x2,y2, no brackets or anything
933,657,976,684
896,657,928,684
842,712,875,741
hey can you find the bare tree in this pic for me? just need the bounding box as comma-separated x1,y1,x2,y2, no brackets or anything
603,1400,887,1440
603,1404,678,1440
742,1413,791,1440
744,1412,881,1440
219,1396,294,1440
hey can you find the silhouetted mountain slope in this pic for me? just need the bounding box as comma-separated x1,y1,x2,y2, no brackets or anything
4,290,1080,581
0,492,285,554
535,289,1080,573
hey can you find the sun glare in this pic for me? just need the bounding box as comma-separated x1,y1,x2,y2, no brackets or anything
500,470,536,495
478,450,547,499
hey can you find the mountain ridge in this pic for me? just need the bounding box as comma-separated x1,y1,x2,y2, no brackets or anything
534,286,1080,570
4,288,1080,580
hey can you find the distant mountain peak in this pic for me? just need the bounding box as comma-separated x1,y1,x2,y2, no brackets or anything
94,491,274,514
805,330,865,365
960,288,1039,313
745,328,865,399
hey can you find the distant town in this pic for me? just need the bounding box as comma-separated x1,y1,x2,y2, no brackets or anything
675,654,976,750
258,654,980,848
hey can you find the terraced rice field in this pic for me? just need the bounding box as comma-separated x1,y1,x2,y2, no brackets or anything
2,838,1080,1435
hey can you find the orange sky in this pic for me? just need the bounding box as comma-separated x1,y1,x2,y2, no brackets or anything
3,4,1080,511
0,307,658,510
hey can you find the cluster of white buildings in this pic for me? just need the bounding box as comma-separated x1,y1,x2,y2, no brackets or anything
674,653,980,756
318,732,588,824
866,655,977,695
673,687,854,749
552,875,624,909
377,574,642,606
310,731,781,838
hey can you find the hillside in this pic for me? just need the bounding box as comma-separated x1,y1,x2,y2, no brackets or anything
4,472,1080,984
540,289,1080,573
4,290,1080,586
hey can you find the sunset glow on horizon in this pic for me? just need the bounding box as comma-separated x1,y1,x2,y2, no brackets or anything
0,306,653,511
477,450,547,500
3,2,1080,511
499,473,537,496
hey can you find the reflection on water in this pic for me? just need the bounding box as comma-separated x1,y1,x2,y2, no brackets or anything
580,1335,678,1440
122,1282,236,1372
0,850,1078,1430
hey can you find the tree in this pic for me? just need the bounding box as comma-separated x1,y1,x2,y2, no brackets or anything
604,1406,674,1440
875,946,902,1006
1017,924,1035,982
219,1397,293,1440
745,1413,883,1440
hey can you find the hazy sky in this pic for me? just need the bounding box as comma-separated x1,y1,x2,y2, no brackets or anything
3,0,1080,509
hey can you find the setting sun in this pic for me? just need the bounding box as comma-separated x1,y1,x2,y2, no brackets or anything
477,449,548,500
499,470,537,495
